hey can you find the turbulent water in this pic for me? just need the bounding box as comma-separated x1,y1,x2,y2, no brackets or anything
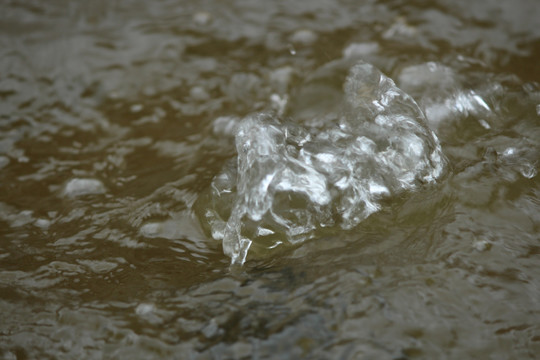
1,0,540,359
200,62,446,264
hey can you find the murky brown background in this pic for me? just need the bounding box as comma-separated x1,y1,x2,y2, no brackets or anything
1,0,539,359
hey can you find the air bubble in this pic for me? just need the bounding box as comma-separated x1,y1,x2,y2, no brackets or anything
519,163,537,179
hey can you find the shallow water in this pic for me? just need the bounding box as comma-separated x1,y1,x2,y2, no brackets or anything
1,0,540,359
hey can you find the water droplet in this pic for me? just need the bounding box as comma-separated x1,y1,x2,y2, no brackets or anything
536,104,540,116
287,44,296,55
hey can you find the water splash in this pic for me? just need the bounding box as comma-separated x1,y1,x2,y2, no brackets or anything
201,62,446,264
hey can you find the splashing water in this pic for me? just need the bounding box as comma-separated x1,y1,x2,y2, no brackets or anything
200,62,446,264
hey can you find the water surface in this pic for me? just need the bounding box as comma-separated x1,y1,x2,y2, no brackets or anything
1,0,540,359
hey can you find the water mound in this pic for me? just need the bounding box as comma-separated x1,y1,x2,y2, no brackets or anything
201,62,446,264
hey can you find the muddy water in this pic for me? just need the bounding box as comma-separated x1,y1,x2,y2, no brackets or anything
1,0,540,359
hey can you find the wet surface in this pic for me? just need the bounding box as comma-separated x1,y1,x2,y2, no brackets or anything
1,0,540,359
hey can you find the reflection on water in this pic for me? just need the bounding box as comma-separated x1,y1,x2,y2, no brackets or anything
1,0,540,358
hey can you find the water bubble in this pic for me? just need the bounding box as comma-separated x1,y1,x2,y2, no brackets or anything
519,163,537,179
287,44,297,55
63,178,106,198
